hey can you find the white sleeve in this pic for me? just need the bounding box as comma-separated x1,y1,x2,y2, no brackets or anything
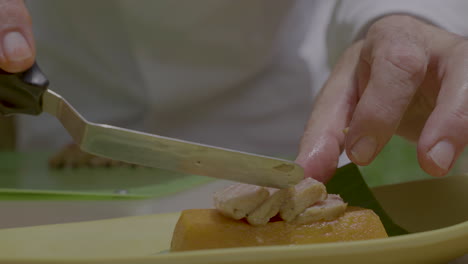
327,0,468,67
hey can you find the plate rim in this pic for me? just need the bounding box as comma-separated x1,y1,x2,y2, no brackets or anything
2,212,467,263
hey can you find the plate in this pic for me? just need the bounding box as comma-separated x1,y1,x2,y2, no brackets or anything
0,174,468,264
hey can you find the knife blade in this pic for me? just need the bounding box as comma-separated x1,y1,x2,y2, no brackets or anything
1,63,304,188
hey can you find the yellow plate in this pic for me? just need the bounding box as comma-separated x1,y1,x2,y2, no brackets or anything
1,175,468,264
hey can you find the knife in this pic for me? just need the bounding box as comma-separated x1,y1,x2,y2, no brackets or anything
0,63,304,188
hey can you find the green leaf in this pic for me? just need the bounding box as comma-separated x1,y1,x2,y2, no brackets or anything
326,163,408,236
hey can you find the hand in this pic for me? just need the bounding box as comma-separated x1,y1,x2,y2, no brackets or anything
297,15,468,182
49,143,141,168
0,0,35,72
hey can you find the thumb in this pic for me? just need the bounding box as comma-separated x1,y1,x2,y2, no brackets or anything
0,0,35,73
296,41,362,183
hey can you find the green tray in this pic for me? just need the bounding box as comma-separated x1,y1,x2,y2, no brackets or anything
0,152,214,200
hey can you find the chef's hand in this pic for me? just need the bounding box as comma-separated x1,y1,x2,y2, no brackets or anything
0,0,35,73
297,15,468,182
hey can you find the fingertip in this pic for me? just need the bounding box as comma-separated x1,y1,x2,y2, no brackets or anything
416,106,467,177
0,57,35,73
296,135,342,183
297,161,338,183
418,139,456,177
296,157,338,183
346,135,378,166
0,30,35,73
0,0,36,72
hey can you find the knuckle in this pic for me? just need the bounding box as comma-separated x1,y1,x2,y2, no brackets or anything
450,105,468,124
367,21,390,40
383,48,427,79
446,41,468,70
367,16,429,82
362,99,401,125
368,16,408,40
367,15,423,38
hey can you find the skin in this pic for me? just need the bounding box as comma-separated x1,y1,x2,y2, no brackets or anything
297,15,468,182
1,1,467,177
0,0,34,72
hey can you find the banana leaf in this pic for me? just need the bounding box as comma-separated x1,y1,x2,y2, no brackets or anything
327,163,408,236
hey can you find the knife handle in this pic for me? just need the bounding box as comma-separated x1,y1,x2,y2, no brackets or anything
0,62,49,116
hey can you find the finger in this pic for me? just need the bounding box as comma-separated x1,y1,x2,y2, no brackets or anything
0,0,35,73
48,143,75,168
417,42,468,176
89,156,111,167
345,17,429,166
296,41,362,183
74,149,93,167
110,159,122,167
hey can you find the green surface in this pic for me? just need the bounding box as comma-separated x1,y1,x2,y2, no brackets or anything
360,136,468,187
327,163,408,236
360,136,432,187
0,152,215,200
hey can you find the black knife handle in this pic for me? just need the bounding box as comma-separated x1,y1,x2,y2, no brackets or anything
0,62,49,116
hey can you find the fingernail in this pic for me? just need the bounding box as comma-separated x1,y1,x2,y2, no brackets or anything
351,136,377,164
3,31,32,62
428,140,455,171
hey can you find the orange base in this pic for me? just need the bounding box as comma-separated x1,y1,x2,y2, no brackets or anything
171,207,388,252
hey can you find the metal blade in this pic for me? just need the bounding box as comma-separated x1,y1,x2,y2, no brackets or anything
42,90,304,188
